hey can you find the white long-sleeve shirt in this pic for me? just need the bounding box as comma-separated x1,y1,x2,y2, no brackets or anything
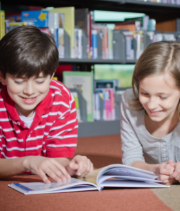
120,88,180,166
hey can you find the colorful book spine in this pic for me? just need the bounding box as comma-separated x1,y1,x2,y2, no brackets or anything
71,92,81,122
103,88,115,120
74,29,82,59
74,29,79,59
0,11,5,39
59,28,65,58
78,29,82,59
93,92,101,121
92,30,97,59
5,20,10,35
108,28,113,59
49,28,59,48
123,31,134,60
88,13,92,59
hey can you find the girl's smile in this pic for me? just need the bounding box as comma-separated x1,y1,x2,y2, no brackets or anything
139,72,180,123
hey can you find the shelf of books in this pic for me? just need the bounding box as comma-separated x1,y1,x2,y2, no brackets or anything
63,71,128,137
1,3,180,136
1,7,180,62
120,0,180,8
59,58,134,64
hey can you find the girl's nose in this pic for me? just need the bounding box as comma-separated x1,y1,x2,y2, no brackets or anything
148,97,158,110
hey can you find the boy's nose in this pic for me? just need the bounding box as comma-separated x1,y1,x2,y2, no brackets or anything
24,83,35,95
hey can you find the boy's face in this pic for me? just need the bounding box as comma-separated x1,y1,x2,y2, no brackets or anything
0,72,53,117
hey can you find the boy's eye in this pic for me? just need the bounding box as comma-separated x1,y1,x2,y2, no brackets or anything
14,81,23,84
36,80,44,84
160,96,167,100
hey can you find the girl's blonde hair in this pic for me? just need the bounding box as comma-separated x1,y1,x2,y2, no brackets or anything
131,41,180,115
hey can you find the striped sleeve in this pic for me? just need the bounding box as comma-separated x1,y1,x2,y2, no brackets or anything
45,92,78,158
0,127,2,158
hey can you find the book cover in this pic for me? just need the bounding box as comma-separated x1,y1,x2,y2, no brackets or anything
135,31,144,60
48,13,59,28
95,79,117,91
94,64,135,87
93,92,101,121
5,20,9,35
63,71,94,122
47,7,75,58
75,8,89,56
8,22,30,32
8,164,169,195
92,24,108,59
0,10,5,39
49,28,59,48
122,31,134,60
114,22,136,34
96,88,115,121
21,10,49,28
5,13,21,22
39,28,51,35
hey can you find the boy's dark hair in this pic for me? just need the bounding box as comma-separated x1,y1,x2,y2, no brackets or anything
0,25,59,78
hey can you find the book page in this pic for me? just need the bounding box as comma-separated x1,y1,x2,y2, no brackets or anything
9,178,99,194
104,167,157,179
101,180,169,188
99,175,162,184
78,168,104,185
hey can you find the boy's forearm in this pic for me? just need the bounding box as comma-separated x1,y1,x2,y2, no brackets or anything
0,157,27,178
131,161,159,174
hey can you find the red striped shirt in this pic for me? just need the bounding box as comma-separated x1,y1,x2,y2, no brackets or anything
0,79,78,159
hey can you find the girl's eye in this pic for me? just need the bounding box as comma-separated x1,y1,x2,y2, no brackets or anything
141,92,148,96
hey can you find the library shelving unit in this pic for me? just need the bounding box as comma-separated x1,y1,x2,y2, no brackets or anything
1,0,180,137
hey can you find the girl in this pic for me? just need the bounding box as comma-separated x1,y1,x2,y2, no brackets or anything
120,41,180,185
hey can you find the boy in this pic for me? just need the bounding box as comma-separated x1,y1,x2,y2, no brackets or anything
0,25,93,184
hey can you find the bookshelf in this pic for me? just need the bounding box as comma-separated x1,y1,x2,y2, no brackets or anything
1,0,179,137
60,58,135,64
2,0,180,14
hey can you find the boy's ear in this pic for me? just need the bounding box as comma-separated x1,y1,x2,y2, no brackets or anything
0,72,6,85
51,72,55,80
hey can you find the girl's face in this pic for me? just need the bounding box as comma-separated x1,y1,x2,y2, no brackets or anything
139,73,180,122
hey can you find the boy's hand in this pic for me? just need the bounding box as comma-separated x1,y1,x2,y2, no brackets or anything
171,162,180,182
156,160,175,185
23,156,70,184
66,155,94,177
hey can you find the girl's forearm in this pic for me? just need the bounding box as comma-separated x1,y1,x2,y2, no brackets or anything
131,161,159,174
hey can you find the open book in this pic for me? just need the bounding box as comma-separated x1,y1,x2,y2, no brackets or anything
8,164,169,194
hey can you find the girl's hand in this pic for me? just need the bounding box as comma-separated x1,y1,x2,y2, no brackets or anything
23,156,70,184
171,162,180,182
66,155,94,177
156,160,175,185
